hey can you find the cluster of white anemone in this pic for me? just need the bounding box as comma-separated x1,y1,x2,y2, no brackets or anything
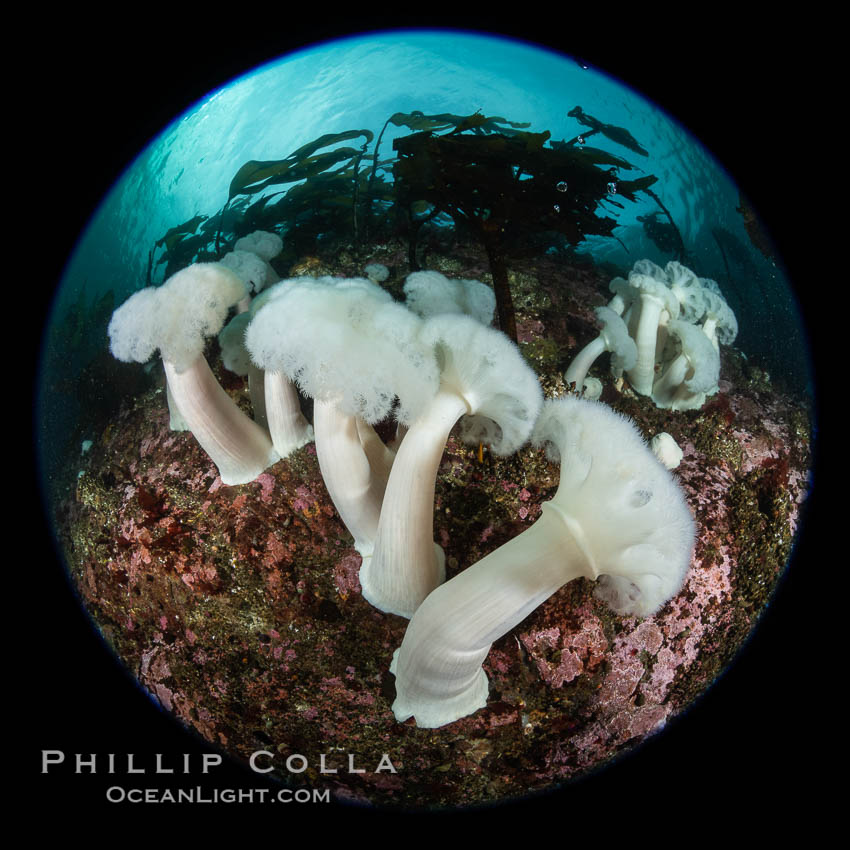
108,245,696,729
566,259,737,411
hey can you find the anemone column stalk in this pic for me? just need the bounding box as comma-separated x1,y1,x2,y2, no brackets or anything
359,389,465,618
164,358,279,486
391,505,592,728
312,399,386,559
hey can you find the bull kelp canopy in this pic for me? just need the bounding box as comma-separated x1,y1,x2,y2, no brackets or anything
147,107,660,341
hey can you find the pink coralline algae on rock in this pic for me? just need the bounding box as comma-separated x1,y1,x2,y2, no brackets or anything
58,250,812,810
520,618,607,689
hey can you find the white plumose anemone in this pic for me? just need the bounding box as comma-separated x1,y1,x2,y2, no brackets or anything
625,270,680,396
403,270,496,326
391,396,695,728
563,305,636,393
108,262,279,485
651,319,720,411
364,313,543,619
246,277,438,559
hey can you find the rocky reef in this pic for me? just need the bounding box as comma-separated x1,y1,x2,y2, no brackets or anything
55,241,812,809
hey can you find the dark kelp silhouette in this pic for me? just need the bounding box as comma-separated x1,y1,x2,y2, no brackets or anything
365,110,532,239
155,215,209,253
566,106,649,157
227,130,375,199
634,187,688,263
638,212,679,254
151,131,378,276
150,109,659,343
393,124,656,340
217,129,374,254
736,192,777,264
712,226,760,279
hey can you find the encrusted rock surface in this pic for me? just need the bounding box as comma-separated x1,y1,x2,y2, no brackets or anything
56,244,812,809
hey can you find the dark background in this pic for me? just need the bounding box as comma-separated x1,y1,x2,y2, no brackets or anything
23,11,826,829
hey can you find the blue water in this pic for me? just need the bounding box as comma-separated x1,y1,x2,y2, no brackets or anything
60,33,747,304
38,29,811,489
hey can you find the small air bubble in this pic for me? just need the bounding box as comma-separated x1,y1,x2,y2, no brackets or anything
556,181,568,193
553,204,560,212
607,182,618,194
